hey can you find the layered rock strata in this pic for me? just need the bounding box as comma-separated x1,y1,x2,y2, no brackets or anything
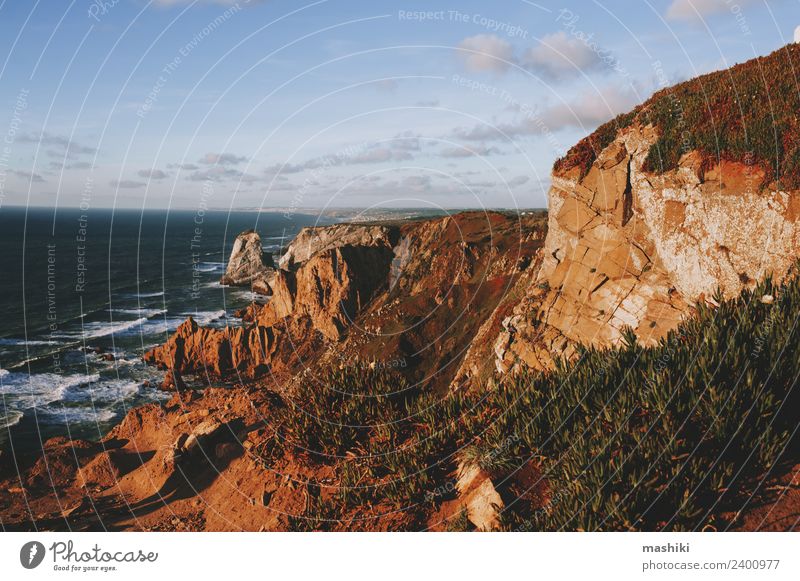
495,124,800,374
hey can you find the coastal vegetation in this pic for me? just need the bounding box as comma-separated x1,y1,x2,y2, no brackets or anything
284,272,800,530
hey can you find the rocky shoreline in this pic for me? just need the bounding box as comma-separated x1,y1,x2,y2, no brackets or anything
4,45,800,531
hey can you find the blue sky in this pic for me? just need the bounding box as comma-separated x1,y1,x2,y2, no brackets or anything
0,0,797,210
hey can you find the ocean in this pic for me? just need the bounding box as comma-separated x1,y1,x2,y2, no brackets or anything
0,206,334,452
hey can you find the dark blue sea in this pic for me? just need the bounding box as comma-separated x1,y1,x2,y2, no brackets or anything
0,206,333,452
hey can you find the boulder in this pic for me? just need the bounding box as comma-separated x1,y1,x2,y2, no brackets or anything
456,461,504,531
220,230,275,292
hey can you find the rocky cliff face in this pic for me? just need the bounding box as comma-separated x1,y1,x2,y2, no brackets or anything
144,212,546,389
145,223,400,378
494,123,800,375
278,223,396,269
219,230,275,295
259,225,398,340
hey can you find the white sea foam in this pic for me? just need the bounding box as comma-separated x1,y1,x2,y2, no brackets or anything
184,310,227,325
0,372,101,409
0,409,23,430
41,405,117,424
62,378,141,404
0,338,62,347
77,317,150,338
196,261,225,273
110,308,168,317
139,316,184,335
126,290,165,298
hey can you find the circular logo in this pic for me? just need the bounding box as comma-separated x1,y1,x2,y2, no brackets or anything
19,541,46,569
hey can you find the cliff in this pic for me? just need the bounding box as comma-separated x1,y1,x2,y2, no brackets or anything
491,45,800,377
144,212,545,390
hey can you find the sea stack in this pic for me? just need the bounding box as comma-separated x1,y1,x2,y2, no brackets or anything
219,230,275,295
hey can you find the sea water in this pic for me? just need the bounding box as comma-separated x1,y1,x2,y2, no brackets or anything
0,206,332,452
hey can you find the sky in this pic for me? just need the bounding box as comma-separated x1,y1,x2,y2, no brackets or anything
0,0,797,211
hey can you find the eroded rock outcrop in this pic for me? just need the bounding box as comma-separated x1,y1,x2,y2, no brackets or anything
146,224,398,377
496,123,800,374
259,245,395,340
143,316,282,378
278,223,395,270
220,230,275,295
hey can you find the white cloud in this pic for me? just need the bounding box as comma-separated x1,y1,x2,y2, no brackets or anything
457,34,514,73
540,85,640,130
522,31,606,79
795,25,800,42
137,169,170,180
439,144,501,158
11,170,45,183
199,152,247,165
372,79,399,92
167,163,200,171
666,0,754,21
349,147,413,164
110,179,146,189
508,176,530,187
187,166,259,183
452,85,640,141
17,132,96,159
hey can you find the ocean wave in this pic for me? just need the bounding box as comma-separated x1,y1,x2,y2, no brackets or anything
0,338,62,347
40,405,117,424
183,310,227,325
195,261,226,273
124,290,165,299
0,371,101,409
109,308,168,317
0,409,23,430
232,289,269,302
77,317,150,339
62,378,141,404
139,316,185,335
